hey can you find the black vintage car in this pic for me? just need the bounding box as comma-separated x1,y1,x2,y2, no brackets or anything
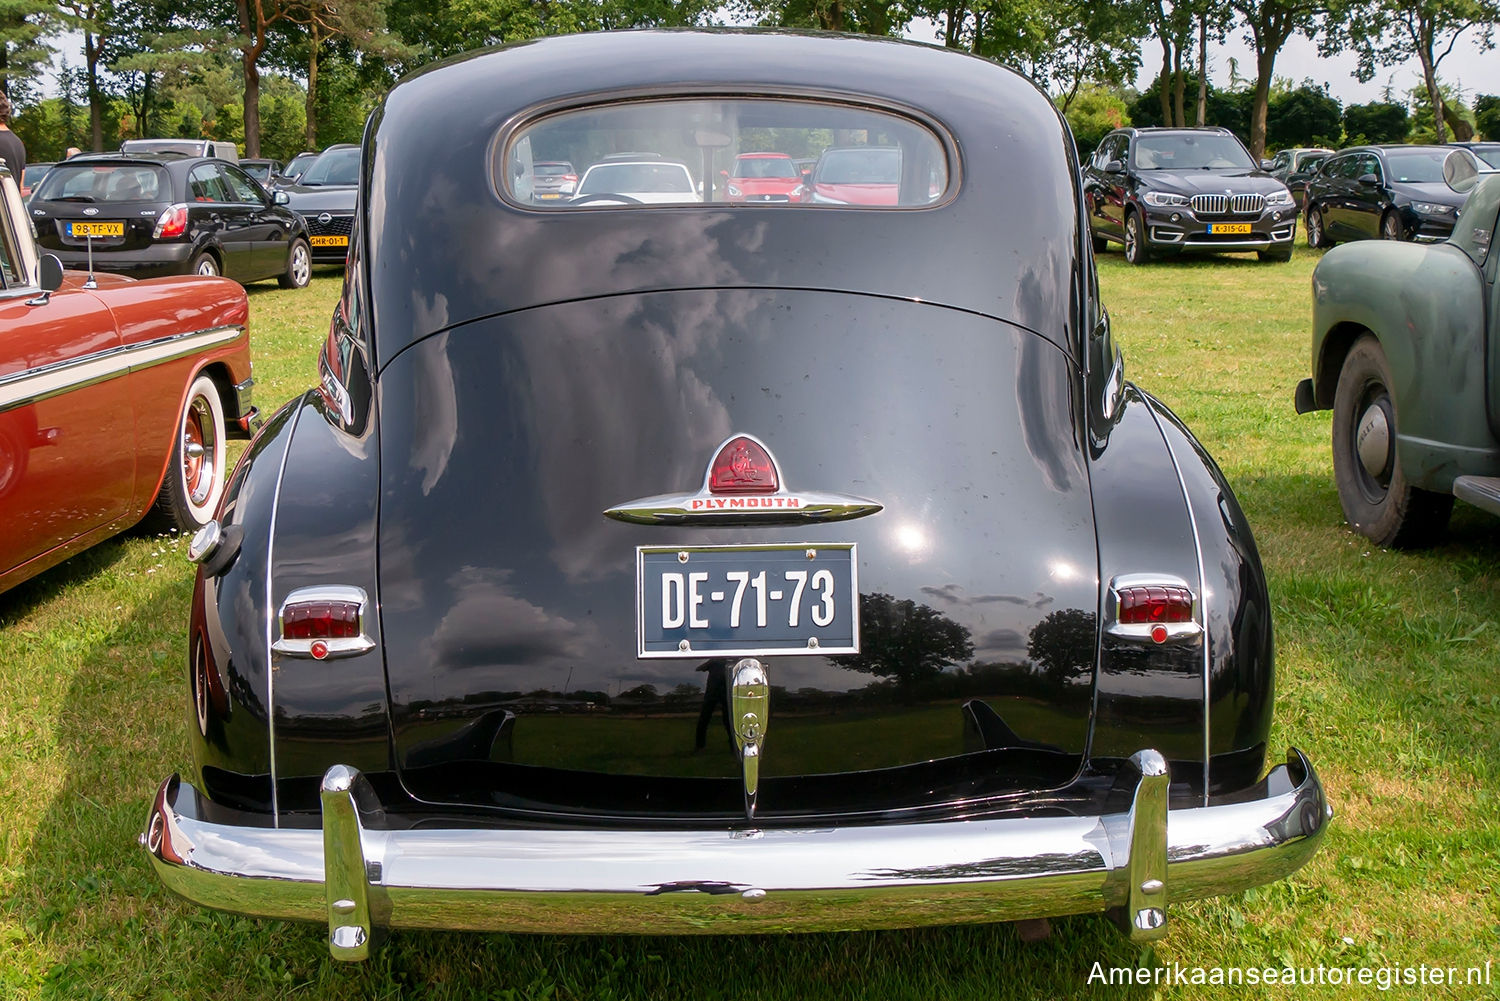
1083,126,1298,263
142,30,1327,958
28,152,312,286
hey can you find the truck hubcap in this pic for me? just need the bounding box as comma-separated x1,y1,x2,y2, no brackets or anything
1355,399,1392,480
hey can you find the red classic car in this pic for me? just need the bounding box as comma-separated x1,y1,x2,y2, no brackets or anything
0,165,256,595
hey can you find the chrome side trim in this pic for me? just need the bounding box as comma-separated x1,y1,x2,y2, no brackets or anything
264,401,306,825
1148,409,1215,804
0,325,244,416
141,748,1328,954
272,584,376,659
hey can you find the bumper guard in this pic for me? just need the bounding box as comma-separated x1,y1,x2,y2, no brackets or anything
142,748,1328,960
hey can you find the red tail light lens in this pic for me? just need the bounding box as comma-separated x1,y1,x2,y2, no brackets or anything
154,204,189,239
282,601,361,640
1116,586,1194,625
563,174,577,182
708,436,779,494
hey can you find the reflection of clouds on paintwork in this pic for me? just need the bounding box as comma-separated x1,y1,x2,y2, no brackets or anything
432,566,598,667
974,627,1027,658
919,583,1055,609
513,291,767,584
407,329,458,496
1013,316,1082,494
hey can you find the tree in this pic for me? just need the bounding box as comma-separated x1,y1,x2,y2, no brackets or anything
1065,84,1132,155
1228,0,1326,158
1026,608,1096,692
0,0,55,100
269,1,408,150
1266,80,1342,148
1336,0,1500,143
1477,93,1500,138
54,0,112,150
1342,98,1409,141
1018,0,1150,112
833,593,974,699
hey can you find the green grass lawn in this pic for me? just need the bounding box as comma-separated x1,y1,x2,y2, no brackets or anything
1,243,1498,1000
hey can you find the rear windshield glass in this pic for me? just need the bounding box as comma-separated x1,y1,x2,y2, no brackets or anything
33,163,170,202
121,139,202,156
1475,147,1500,169
504,98,950,208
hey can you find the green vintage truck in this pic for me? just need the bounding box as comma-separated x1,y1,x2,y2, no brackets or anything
1296,153,1500,547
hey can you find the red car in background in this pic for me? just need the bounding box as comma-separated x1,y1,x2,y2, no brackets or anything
0,165,256,595
722,152,805,203
806,146,904,206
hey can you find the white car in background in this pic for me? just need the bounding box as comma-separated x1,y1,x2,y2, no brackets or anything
571,160,701,204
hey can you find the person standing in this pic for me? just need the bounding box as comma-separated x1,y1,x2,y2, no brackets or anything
0,91,25,184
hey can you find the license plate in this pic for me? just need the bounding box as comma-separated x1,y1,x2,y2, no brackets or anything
638,544,858,658
1208,223,1252,235
310,235,348,247
536,192,564,200
67,221,123,238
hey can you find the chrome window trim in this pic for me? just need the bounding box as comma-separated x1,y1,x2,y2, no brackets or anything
0,325,243,416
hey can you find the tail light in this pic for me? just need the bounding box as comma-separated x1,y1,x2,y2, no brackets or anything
154,203,189,239
1106,574,1201,644
273,585,374,660
563,174,577,182
708,435,779,494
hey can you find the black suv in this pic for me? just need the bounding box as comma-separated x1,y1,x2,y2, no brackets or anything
1083,127,1298,264
28,152,312,286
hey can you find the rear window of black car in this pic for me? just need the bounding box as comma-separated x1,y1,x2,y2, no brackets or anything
503,98,951,209
33,163,169,203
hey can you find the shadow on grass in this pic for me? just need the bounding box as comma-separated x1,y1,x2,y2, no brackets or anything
0,536,133,626
10,588,1162,1001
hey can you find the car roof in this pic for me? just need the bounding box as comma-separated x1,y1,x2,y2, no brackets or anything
364,29,1079,369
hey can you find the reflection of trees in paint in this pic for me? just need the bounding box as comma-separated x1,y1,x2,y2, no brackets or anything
833,592,974,700
1026,608,1098,693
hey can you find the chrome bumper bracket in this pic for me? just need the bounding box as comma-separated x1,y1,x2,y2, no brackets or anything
1122,749,1170,940
322,765,375,962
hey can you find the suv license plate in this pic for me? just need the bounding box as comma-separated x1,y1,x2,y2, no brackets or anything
1208,223,1252,234
637,544,858,658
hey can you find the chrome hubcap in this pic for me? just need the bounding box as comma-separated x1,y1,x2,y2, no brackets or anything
184,396,217,506
293,246,310,284
1356,401,1392,479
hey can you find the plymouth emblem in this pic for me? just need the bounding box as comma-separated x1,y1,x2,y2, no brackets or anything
603,432,882,526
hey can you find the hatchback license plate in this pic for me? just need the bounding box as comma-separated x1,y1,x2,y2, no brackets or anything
310,235,348,247
67,221,123,237
638,544,858,658
1208,223,1252,235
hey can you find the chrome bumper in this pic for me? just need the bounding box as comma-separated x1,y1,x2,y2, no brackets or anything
142,748,1328,960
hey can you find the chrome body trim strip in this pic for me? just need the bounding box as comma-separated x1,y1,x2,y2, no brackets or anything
141,749,1327,954
0,325,244,416
263,401,306,824
1148,410,1216,804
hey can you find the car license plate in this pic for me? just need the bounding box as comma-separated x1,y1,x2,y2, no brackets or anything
67,221,123,237
638,544,859,658
1208,223,1252,235
310,235,348,247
